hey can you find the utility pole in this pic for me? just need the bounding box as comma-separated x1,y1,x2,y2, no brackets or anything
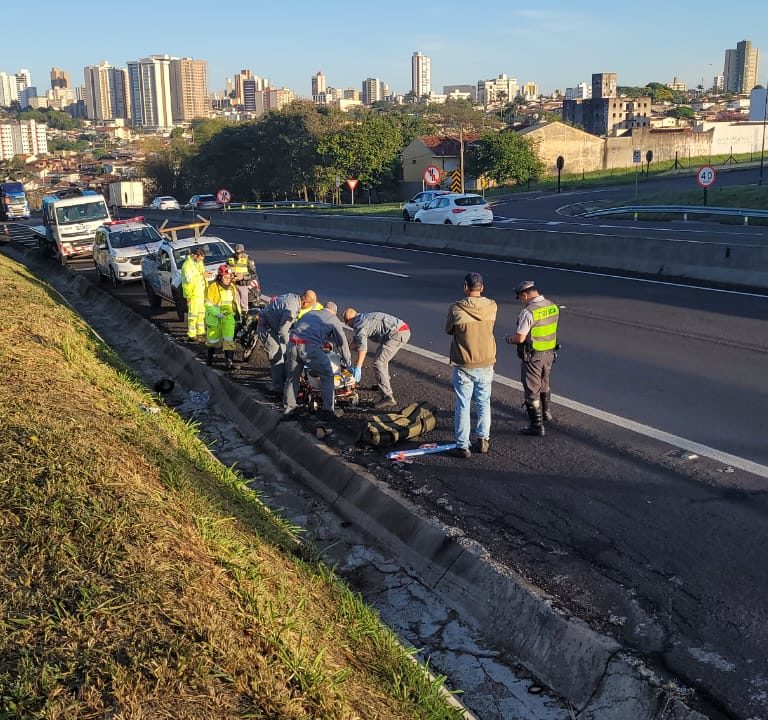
459,126,465,193
760,83,768,186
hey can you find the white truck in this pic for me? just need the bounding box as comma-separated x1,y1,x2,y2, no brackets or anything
108,181,144,209
32,188,111,266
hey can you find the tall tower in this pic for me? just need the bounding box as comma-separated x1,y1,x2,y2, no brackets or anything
411,51,431,99
50,68,71,90
591,72,617,99
127,55,173,129
311,71,326,99
84,62,114,120
234,69,253,106
170,57,209,121
724,40,759,93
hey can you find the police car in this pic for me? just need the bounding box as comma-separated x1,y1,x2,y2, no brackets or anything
93,217,164,286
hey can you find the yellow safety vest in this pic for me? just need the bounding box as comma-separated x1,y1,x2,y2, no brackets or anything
529,301,559,352
227,255,251,277
296,302,323,319
181,256,206,298
205,281,240,314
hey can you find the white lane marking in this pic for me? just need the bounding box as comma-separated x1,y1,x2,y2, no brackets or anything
403,343,768,479
346,264,409,278
228,226,768,299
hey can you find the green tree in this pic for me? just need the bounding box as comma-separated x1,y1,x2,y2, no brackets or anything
142,138,195,198
667,106,695,120
465,130,545,186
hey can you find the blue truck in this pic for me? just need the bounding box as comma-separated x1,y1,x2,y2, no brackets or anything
0,181,30,220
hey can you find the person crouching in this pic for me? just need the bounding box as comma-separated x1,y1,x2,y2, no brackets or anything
205,264,242,370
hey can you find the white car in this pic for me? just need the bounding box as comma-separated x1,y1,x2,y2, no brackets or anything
149,196,181,211
414,193,494,226
93,217,165,286
402,190,449,221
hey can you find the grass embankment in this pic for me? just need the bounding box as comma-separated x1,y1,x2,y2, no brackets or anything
0,253,463,719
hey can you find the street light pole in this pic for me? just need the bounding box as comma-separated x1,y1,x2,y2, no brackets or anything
759,83,768,186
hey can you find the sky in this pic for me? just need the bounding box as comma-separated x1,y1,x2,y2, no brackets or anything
2,1,767,97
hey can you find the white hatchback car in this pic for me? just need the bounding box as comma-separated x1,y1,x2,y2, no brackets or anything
402,190,450,221
149,195,181,210
414,193,494,226
93,217,165,286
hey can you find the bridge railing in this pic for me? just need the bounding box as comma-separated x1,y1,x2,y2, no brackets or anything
583,205,768,225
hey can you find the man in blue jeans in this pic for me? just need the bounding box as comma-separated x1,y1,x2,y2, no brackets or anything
445,272,498,458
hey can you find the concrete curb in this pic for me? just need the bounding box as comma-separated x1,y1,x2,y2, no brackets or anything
3,242,709,719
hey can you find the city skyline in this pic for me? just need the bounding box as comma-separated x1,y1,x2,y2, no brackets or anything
2,1,767,99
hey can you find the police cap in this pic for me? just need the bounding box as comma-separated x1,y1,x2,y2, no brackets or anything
514,280,536,297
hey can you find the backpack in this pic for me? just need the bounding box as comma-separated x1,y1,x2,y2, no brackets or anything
359,401,437,447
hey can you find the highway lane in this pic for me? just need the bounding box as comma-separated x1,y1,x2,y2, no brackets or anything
212,225,768,467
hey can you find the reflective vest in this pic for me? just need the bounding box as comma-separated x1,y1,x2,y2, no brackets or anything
205,281,240,314
181,256,206,299
296,302,323,320
227,254,251,278
528,299,559,352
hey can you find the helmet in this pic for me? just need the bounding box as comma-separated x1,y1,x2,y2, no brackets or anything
217,264,232,279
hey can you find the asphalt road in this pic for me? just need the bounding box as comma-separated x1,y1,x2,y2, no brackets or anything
6,212,768,718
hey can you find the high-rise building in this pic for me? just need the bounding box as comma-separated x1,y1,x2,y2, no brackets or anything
565,82,591,100
312,71,326,99
0,72,19,106
591,73,617,99
170,57,209,122
361,77,384,105
50,68,71,90
234,69,253,106
15,69,31,97
477,73,519,107
411,51,431,99
84,62,131,121
724,40,759,93
0,119,48,160
127,55,174,129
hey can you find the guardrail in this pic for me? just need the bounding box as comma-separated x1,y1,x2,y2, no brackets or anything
223,201,335,211
584,205,768,225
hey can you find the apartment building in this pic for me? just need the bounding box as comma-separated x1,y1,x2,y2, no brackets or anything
127,55,174,130
411,51,431,99
724,40,760,94
0,119,48,160
170,58,209,122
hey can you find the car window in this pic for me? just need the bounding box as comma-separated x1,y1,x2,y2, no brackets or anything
173,242,229,266
454,196,486,207
423,200,436,209
197,195,216,202
159,250,171,271
109,226,163,249
437,198,450,208
410,193,424,202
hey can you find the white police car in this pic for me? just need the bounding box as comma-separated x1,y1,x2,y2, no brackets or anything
92,216,164,287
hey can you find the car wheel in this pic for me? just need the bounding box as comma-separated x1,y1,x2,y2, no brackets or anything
414,219,422,223
144,281,162,308
110,267,121,288
402,210,410,221
95,261,106,282
444,219,452,225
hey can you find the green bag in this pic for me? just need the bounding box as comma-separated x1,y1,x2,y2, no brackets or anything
359,401,437,447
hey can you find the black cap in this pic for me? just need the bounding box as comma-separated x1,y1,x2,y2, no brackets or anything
515,280,536,297
464,272,483,289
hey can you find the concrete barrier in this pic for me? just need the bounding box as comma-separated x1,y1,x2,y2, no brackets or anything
143,208,768,290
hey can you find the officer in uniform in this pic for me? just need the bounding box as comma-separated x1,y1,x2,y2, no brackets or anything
227,243,258,312
283,306,352,421
505,280,559,436
342,308,410,409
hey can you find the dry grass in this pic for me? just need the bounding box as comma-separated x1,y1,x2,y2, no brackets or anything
0,254,464,720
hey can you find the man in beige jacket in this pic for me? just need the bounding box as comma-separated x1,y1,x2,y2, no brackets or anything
445,272,498,458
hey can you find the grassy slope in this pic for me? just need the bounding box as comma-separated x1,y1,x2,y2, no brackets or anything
0,254,463,720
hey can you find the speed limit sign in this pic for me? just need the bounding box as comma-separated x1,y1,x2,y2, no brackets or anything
696,166,717,189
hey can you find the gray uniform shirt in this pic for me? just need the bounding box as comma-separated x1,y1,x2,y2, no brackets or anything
291,309,352,366
262,293,302,341
515,295,549,337
351,312,405,353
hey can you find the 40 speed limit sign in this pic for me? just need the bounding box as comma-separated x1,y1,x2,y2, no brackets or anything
696,165,717,188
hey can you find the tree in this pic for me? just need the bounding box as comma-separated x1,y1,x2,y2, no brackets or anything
667,106,695,120
465,130,545,186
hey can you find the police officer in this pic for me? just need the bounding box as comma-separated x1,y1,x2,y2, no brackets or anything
342,308,410,409
258,289,319,394
227,243,258,312
505,280,559,436
284,305,352,421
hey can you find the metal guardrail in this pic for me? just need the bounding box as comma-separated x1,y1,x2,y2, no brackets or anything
584,205,768,225
222,201,335,211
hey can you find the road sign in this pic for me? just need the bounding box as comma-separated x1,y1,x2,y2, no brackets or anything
423,165,441,186
632,150,641,164
346,178,358,192
696,165,717,188
216,188,231,204
450,170,462,193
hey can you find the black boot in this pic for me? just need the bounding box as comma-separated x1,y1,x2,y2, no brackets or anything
224,350,234,370
541,392,553,422
206,348,215,366
520,400,545,436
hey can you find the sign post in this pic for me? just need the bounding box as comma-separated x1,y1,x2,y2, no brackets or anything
423,165,441,187
632,150,641,199
556,155,565,194
346,178,359,205
216,188,231,210
695,165,716,206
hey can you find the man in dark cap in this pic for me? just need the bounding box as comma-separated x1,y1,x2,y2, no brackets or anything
445,272,497,458
505,280,560,436
227,242,258,311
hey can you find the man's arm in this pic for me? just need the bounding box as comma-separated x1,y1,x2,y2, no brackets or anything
333,320,353,367
505,333,527,345
445,306,455,335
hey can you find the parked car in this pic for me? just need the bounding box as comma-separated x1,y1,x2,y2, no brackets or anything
93,217,164,287
402,190,449,221
141,236,234,320
149,196,181,211
184,194,221,211
413,193,494,226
